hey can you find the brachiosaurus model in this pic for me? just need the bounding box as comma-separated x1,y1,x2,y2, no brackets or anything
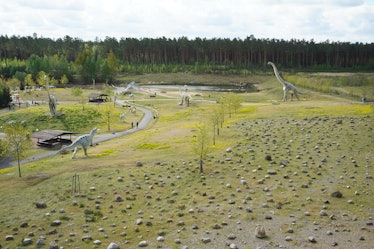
59,127,98,158
268,61,300,101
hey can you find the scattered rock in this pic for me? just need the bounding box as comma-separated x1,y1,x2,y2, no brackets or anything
138,240,148,247
202,237,211,243
115,195,123,202
36,237,45,246
255,225,266,238
308,236,317,243
229,243,238,248
107,242,120,249
5,235,14,241
20,221,28,228
267,169,277,175
35,202,47,209
51,220,61,226
49,240,59,249
331,191,343,198
227,234,236,240
136,218,143,225
320,210,328,216
22,238,32,246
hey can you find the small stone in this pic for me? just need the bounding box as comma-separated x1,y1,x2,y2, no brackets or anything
202,237,211,243
157,236,165,242
107,242,120,249
212,223,221,229
136,161,143,167
267,169,277,175
49,240,59,249
228,200,235,204
320,210,328,216
286,228,294,233
22,238,32,246
285,236,293,241
35,202,47,209
331,191,343,198
308,236,317,243
5,235,14,241
20,221,28,228
138,240,148,247
115,195,123,202
229,243,238,249
94,240,102,245
82,235,93,241
51,220,61,226
36,237,45,246
227,234,236,240
255,225,266,238
136,218,143,225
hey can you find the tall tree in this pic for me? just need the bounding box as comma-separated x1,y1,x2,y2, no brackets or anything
0,122,32,177
0,80,11,108
193,123,212,173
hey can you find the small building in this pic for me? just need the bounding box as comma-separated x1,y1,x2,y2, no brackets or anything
89,93,108,103
32,130,75,148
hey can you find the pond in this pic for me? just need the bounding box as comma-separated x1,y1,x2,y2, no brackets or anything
140,83,255,92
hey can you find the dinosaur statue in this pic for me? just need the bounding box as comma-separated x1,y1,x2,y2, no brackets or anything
267,61,300,101
59,128,98,158
179,85,191,107
44,75,57,115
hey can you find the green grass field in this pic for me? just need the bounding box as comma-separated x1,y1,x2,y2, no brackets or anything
0,73,373,249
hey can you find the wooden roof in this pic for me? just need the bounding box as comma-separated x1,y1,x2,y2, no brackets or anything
32,130,75,140
89,93,108,98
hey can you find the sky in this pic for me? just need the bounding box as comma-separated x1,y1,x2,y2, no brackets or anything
0,0,373,43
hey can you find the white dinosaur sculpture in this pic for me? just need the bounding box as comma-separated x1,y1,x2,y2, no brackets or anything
268,61,300,101
59,127,98,158
179,85,191,107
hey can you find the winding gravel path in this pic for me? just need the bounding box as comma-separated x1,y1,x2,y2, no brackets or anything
0,103,155,169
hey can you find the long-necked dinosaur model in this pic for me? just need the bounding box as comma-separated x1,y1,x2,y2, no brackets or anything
268,61,300,101
59,128,98,158
44,75,57,115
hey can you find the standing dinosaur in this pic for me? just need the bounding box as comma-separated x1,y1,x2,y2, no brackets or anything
179,85,191,107
267,61,300,101
59,128,98,158
44,75,57,115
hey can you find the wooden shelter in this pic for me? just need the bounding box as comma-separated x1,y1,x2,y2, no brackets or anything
32,130,75,148
88,93,108,102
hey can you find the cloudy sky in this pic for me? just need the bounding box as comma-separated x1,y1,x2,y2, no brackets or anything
1,0,373,43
